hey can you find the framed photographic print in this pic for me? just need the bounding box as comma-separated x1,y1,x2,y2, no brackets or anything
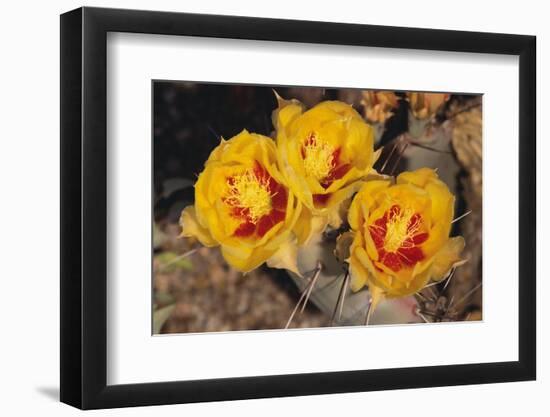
60,6,536,409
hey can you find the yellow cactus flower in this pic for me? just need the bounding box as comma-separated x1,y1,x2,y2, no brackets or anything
274,99,378,243
346,168,465,303
179,130,302,273
407,92,450,120
361,90,399,124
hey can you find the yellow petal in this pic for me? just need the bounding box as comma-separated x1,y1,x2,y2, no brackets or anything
274,102,304,131
221,244,268,273
311,100,363,121
368,284,385,314
292,205,314,245
427,184,454,228
366,169,391,181
386,265,432,298
266,237,301,276
300,213,328,245
397,167,438,188
179,206,217,247
348,180,390,230
349,251,368,292
430,236,467,280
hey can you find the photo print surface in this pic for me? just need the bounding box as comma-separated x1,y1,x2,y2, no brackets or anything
152,81,482,334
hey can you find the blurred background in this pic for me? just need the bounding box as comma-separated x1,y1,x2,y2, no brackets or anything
152,81,482,334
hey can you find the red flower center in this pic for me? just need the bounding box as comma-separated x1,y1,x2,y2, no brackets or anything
224,162,287,238
368,205,428,272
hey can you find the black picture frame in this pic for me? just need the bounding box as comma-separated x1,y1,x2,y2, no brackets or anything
60,6,536,410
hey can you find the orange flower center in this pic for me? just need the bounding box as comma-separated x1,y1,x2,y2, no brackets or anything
369,205,428,272
224,162,287,238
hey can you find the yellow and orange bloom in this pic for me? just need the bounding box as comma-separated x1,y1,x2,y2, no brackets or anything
179,130,302,273
407,92,450,120
361,90,399,124
345,168,465,303
274,99,378,243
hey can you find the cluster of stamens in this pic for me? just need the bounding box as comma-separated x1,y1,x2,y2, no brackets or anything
225,169,273,224
382,206,421,252
302,133,336,182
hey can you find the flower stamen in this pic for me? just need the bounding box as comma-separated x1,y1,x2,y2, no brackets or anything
383,206,421,252
302,132,335,182
226,167,273,224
